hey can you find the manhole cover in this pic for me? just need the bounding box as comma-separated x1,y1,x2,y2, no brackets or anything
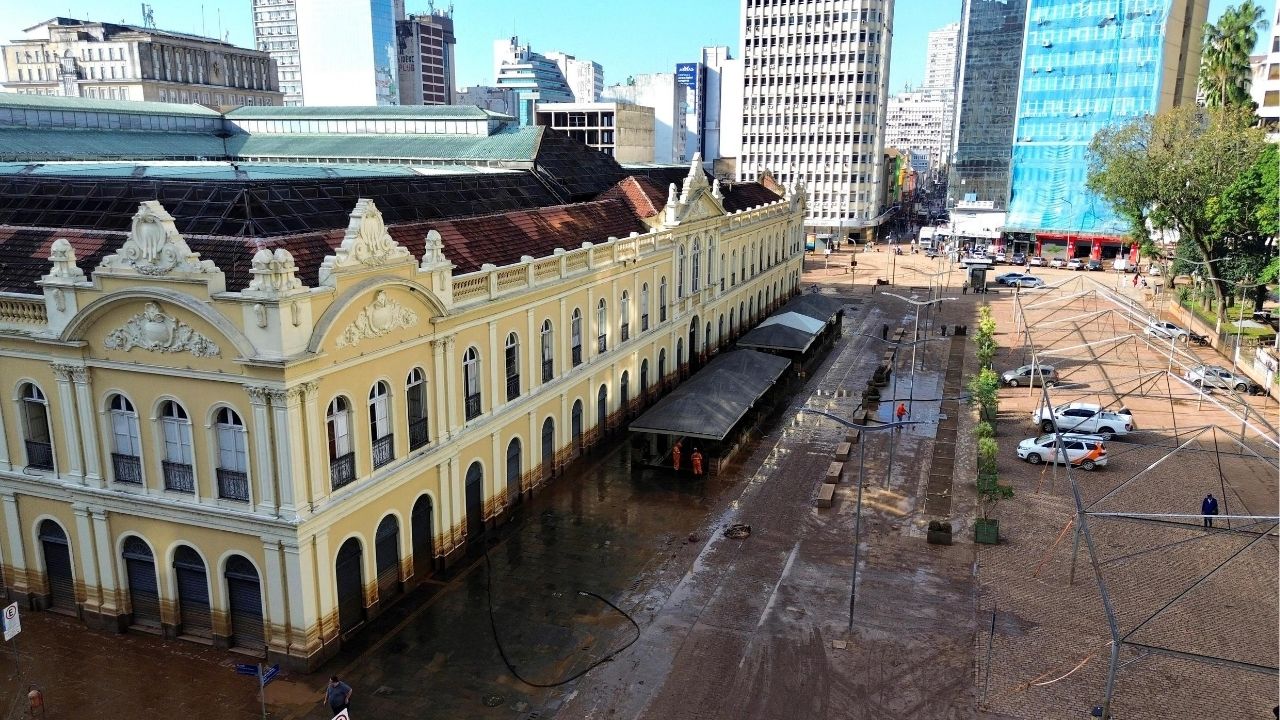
374,685,394,697
483,694,505,708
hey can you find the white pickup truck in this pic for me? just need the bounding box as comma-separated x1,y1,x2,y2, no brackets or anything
1032,402,1134,438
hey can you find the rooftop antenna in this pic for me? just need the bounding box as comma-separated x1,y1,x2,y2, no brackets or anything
140,2,155,29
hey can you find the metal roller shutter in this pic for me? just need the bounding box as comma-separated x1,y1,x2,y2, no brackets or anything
122,538,161,628
41,539,76,611
335,541,364,633
174,559,212,638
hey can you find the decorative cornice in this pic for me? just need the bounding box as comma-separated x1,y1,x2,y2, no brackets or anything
244,385,271,404
335,291,418,348
243,248,304,299
318,199,412,286
96,201,220,277
50,362,87,382
103,302,221,358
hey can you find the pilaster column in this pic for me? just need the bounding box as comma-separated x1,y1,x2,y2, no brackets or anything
448,456,462,550
490,431,501,505
435,461,454,553
526,410,537,488
1,493,27,592
260,539,288,653
300,382,325,508
271,383,310,515
91,510,118,612
586,286,596,362
50,363,83,482
282,539,321,654
0,395,10,471
487,320,500,414
526,309,537,389
443,336,459,437
558,298,568,374
431,338,449,442
69,366,100,483
245,386,274,512
312,531,335,643
72,505,99,610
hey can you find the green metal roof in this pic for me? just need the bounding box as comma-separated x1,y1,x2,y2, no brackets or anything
0,91,221,117
0,128,228,160
229,126,541,161
225,104,513,121
0,161,510,180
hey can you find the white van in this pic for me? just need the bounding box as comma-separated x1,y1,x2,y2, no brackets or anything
1112,258,1131,273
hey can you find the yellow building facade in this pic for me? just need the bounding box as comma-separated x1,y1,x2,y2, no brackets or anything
0,161,805,669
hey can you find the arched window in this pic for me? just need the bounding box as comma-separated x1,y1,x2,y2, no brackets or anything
708,239,716,288
750,242,757,276
676,245,686,298
369,381,393,469
406,368,429,451
719,252,725,290
658,278,668,322
691,238,702,293
619,291,631,342
597,384,609,428
596,299,608,353
19,383,53,471
327,397,355,489
215,407,249,501
640,283,650,331
540,320,554,382
620,370,630,406
759,242,765,272
463,347,482,421
505,332,521,402
159,400,194,493
571,308,583,366
731,249,738,286
108,394,142,484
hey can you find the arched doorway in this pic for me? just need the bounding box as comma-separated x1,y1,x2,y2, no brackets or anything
658,350,667,381
465,462,484,540
571,401,584,450
688,317,699,369
704,322,712,354
596,384,608,430
718,315,724,347
375,515,400,600
225,555,264,650
640,360,649,396
173,545,212,638
506,438,522,504
541,418,555,478
122,536,161,628
620,371,630,408
38,520,74,611
676,338,684,368
335,538,365,633
411,495,434,578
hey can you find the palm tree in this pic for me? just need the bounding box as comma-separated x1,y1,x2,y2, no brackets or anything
1199,1,1270,108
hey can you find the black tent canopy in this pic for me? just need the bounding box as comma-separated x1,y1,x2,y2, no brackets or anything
628,349,791,441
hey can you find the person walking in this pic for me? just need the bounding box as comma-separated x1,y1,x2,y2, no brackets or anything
321,676,353,716
1201,493,1219,528
962,279,969,295
691,448,704,477
895,402,907,429
671,441,683,473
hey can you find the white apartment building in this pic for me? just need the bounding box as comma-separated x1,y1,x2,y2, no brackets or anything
924,22,960,89
885,89,947,178
251,0,399,106
1250,2,1280,137
699,46,744,177
603,73,686,164
535,101,655,162
546,51,604,103
738,0,895,237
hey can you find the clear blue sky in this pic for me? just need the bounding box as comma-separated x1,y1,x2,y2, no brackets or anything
0,0,1253,93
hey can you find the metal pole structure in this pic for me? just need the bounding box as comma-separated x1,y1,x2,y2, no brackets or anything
1068,521,1081,586
848,435,867,629
258,663,267,720
883,293,953,416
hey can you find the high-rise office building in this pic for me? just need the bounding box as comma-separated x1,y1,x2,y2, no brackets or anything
603,73,686,164
1,17,281,106
1005,0,1207,255
738,0,895,238
493,36,574,124
397,8,456,105
947,0,1027,210
251,0,399,106
694,46,743,177
924,22,960,89
884,90,947,176
1250,1,1280,137
546,51,604,103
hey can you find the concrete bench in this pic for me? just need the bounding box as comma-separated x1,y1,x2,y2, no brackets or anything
834,442,852,461
826,461,843,483
816,482,836,508
846,430,861,445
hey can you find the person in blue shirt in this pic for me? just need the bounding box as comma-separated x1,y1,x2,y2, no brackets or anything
1201,494,1219,528
321,675,353,716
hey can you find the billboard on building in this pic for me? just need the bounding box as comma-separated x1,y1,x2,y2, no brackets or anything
675,63,698,88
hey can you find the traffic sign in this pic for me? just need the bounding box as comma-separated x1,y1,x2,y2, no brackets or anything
2,603,20,641
331,710,350,720
234,663,259,676
260,664,280,686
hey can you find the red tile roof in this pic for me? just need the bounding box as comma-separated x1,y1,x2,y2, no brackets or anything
720,182,783,212
596,176,668,219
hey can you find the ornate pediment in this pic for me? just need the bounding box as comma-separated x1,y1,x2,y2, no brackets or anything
97,202,219,276
243,248,305,299
103,302,221,357
318,199,412,286
335,290,418,348
42,238,87,284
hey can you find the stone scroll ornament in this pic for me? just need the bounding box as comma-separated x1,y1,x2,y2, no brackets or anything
97,201,218,276
335,291,418,348
104,302,221,358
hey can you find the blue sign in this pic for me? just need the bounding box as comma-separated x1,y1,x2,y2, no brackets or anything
675,63,698,89
234,663,259,676
261,664,281,686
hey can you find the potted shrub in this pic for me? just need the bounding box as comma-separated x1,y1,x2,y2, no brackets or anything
975,436,1013,544
967,367,1001,423
975,306,998,369
927,520,953,545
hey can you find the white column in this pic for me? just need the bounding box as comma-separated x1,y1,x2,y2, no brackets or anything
490,431,501,505
301,382,325,508
526,308,537,389
312,531,335,642
435,461,453,553
91,510,118,612
443,337,460,437
1,493,27,589
527,410,537,485
448,456,462,549
261,538,288,651
0,397,9,471
431,338,449,441
273,384,310,515
586,286,596,362
72,505,99,609
282,539,320,653
558,298,568,373
51,364,83,481
70,367,100,483
245,386,275,513
487,320,500,413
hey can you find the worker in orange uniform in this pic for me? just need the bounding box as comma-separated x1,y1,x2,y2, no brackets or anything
672,441,683,472
691,448,704,477
896,402,907,422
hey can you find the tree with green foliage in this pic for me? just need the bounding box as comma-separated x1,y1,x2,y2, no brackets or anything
967,367,1000,423
975,306,998,369
1200,1,1271,109
975,436,1013,520
1087,106,1274,320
